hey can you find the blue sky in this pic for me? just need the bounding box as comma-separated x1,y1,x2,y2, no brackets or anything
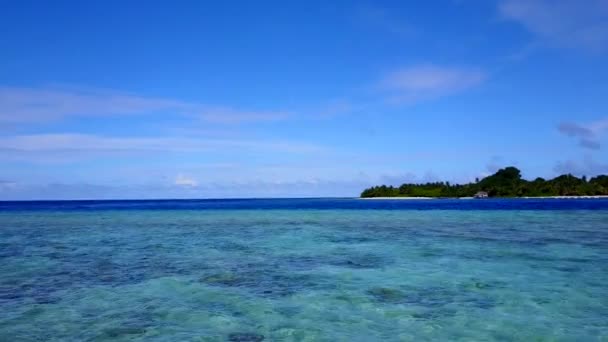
1,0,607,199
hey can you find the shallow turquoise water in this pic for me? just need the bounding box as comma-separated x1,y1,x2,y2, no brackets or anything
1,200,607,341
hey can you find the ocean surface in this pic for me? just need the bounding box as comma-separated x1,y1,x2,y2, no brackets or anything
1,198,607,341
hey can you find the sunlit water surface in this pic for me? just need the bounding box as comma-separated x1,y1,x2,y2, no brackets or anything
1,199,607,341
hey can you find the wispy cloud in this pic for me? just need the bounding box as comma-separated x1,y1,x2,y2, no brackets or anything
199,107,291,124
558,122,594,137
579,138,601,150
499,0,608,53
558,118,608,150
313,99,356,118
0,180,17,189
353,4,417,37
0,133,326,155
380,65,486,104
486,155,505,173
0,178,373,200
0,86,291,125
554,155,608,176
174,174,199,187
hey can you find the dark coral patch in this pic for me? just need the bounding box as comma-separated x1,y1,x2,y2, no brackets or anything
199,266,329,298
331,253,389,269
367,287,406,303
228,332,265,342
102,326,147,338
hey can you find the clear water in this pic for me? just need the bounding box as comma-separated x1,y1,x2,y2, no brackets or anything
1,199,607,341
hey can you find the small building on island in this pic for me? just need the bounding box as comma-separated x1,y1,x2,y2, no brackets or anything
474,191,489,199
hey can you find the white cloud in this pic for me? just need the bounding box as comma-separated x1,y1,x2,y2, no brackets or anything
380,65,486,103
0,86,290,125
499,0,608,52
174,174,199,187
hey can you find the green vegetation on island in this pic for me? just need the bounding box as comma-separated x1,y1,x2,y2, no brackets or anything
360,167,608,198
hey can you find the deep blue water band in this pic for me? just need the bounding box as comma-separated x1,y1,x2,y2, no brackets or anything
2,197,608,211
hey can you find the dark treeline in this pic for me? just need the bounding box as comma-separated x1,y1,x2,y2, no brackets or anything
361,167,608,198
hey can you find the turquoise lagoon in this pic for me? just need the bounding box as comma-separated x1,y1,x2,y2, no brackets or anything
0,199,607,341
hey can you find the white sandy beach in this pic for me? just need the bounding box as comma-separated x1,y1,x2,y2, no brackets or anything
520,196,608,199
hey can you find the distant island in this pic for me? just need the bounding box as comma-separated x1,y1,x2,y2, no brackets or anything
360,167,608,198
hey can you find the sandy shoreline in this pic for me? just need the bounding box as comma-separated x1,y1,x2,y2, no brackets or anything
520,195,608,199
359,196,608,200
